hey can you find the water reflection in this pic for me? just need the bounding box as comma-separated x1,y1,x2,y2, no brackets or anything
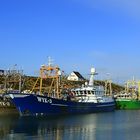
1,111,140,140
0,113,100,140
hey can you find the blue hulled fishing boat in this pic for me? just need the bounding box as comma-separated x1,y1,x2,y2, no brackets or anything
8,60,115,116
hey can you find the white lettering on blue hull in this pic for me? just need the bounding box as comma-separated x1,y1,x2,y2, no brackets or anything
37,97,52,104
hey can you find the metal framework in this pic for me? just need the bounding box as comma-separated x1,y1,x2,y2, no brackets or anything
4,65,23,92
125,77,140,99
32,63,61,98
104,80,112,96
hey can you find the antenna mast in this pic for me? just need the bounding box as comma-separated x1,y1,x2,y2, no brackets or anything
89,67,97,86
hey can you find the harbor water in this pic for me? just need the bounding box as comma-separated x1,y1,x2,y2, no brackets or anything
0,110,140,140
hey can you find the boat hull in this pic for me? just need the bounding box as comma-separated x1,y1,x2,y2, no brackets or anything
9,93,115,116
0,97,17,113
115,99,140,110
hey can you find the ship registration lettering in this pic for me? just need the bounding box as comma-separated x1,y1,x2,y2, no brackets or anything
37,97,52,104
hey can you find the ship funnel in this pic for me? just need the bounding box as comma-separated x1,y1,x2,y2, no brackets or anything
89,67,96,86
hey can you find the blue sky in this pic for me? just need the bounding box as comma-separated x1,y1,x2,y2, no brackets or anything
0,0,140,83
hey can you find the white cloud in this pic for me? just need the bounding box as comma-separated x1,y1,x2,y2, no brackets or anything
73,0,140,19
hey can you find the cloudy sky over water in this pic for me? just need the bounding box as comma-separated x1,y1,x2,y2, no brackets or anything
0,0,140,83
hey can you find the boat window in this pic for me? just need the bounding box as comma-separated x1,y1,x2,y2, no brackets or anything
74,91,77,96
96,92,100,96
80,91,83,95
95,92,97,95
88,91,91,94
91,91,94,95
84,90,87,94
75,91,78,95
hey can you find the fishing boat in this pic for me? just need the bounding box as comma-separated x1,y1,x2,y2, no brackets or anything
0,66,23,113
0,91,18,113
8,60,115,116
115,78,140,109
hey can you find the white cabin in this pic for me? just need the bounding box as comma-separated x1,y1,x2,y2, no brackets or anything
69,67,114,103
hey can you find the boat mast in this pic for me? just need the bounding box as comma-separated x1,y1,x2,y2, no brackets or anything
4,64,23,93
89,68,96,86
39,56,54,95
105,80,112,96
126,77,138,99
33,57,61,98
